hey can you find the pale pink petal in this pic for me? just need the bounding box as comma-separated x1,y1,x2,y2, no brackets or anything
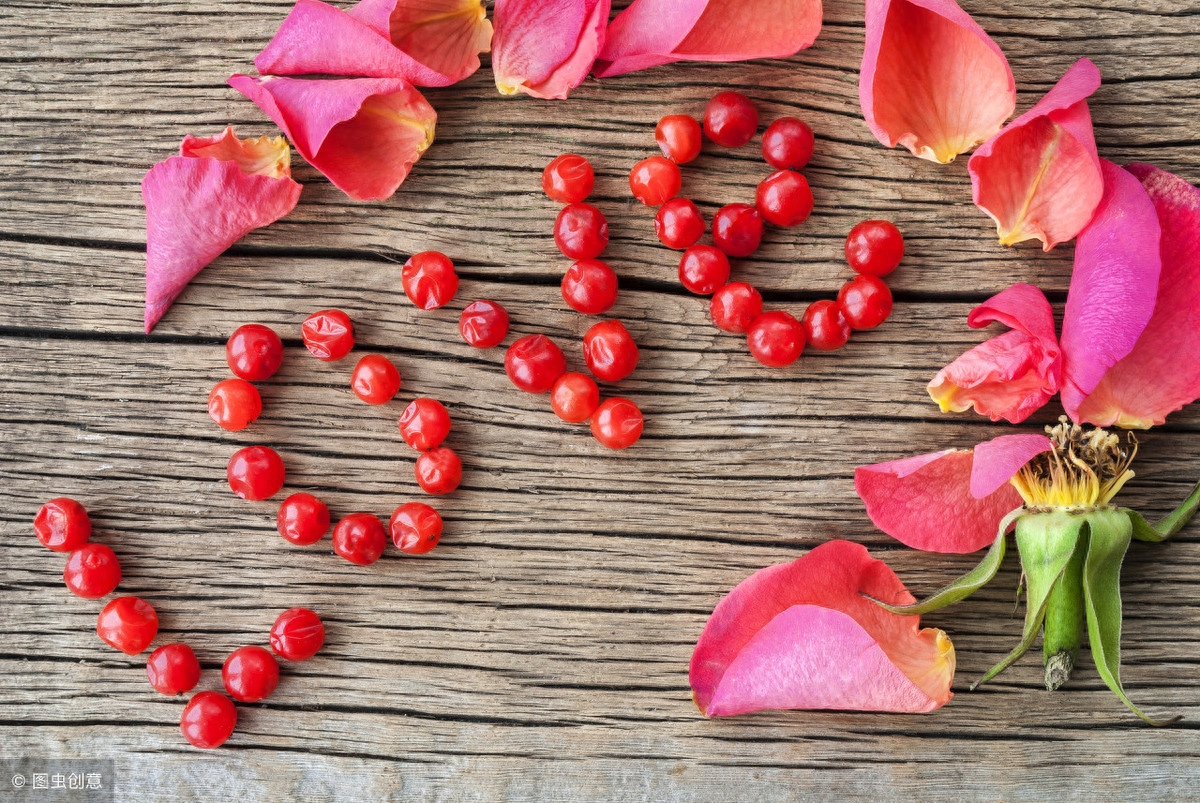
691,540,954,716
1075,164,1200,428
968,58,1103,250
492,0,609,99
855,448,1024,553
860,0,1015,163
594,0,823,79
180,126,293,179
228,75,436,202
348,0,492,83
1060,160,1162,420
969,433,1052,499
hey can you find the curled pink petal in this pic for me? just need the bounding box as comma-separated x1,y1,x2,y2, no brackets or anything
594,0,823,79
860,0,1015,163
855,448,1024,553
492,0,610,99
691,540,954,716
1060,160,1162,421
969,58,1103,250
1075,164,1200,428
142,129,302,333
348,0,492,84
228,75,435,202
927,283,1062,424
969,433,1053,499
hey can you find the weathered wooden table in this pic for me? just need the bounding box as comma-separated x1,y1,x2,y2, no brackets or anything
4,1,1200,799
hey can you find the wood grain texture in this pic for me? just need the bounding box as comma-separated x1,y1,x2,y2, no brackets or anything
3,0,1200,800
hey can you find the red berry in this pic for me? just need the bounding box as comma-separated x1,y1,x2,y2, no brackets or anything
838,274,894,330
276,493,330,546
554,203,609,260
415,447,463,495
629,156,681,206
655,115,703,164
591,398,644,450
64,543,121,599
351,354,402,405
709,282,764,333
756,170,814,228
712,203,764,258
180,692,237,749
845,220,904,277
802,299,852,351
389,502,444,555
505,334,567,393
654,198,705,250
561,259,619,315
398,398,452,451
146,643,201,696
222,645,280,703
226,324,283,381
583,320,639,383
550,372,600,423
762,117,815,170
678,245,731,295
542,154,594,203
459,300,510,348
747,311,805,367
703,91,758,148
332,513,387,566
226,446,286,501
402,251,459,310
207,379,262,432
300,309,355,361
96,596,158,655
270,608,326,661
34,497,91,552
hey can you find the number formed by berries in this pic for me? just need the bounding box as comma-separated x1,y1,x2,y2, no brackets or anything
838,274,894,330
96,596,159,655
181,691,237,749
402,251,459,310
415,447,463,495
146,643,202,696
550,372,600,423
222,645,280,703
543,154,594,204
655,115,703,164
747,311,805,368
276,493,331,546
301,309,355,361
227,446,286,501
709,282,764,333
505,334,567,393
459,300,510,348
756,170,814,228
629,156,682,207
583,320,640,383
679,245,731,296
270,608,326,661
208,379,263,431
712,203,764,258
332,513,387,566
845,220,904,277
591,398,644,450
561,259,619,315
802,300,852,351
226,324,283,381
389,503,444,555
655,199,706,250
351,354,402,405
34,497,91,552
554,203,609,260
63,543,122,599
762,117,815,170
703,91,758,148
398,398,452,451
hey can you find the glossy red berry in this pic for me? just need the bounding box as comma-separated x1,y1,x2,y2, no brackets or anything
629,156,682,206
678,245,731,296
222,645,280,703
64,543,121,599
34,497,91,552
802,300,852,351
459,300,510,348
351,354,401,405
300,309,355,361
332,513,387,566
276,493,331,546
845,220,904,277
561,259,619,315
762,117,815,170
550,372,600,423
542,154,594,203
709,282,764,333
756,170,814,228
402,251,459,310
226,324,283,381
838,274,894,330
654,198,705,249
505,334,567,393
583,320,639,383
655,114,703,164
207,379,262,432
270,608,326,661
180,692,237,749
398,398,452,451
712,203,764,258
703,91,758,148
747,311,805,367
389,503,444,555
226,446,286,501
554,203,609,260
415,447,463,495
97,596,159,655
146,643,201,696
590,398,644,450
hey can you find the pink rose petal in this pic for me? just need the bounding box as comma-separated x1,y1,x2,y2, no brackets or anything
492,0,610,99
860,0,1015,163
348,0,492,83
969,433,1053,499
969,58,1103,250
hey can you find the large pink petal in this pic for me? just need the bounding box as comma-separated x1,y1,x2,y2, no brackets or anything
1060,160,1162,420
968,58,1103,250
691,540,954,716
492,0,610,100
969,433,1053,499
594,0,822,79
347,0,492,84
228,75,436,202
855,447,1025,553
927,283,1062,424
1075,164,1200,428
860,0,1015,163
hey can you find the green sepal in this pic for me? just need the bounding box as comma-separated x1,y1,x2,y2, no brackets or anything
1124,478,1200,543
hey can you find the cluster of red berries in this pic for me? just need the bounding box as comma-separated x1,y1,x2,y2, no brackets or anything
33,497,325,748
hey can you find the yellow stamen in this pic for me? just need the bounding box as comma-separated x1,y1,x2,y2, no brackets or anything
1010,416,1137,510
